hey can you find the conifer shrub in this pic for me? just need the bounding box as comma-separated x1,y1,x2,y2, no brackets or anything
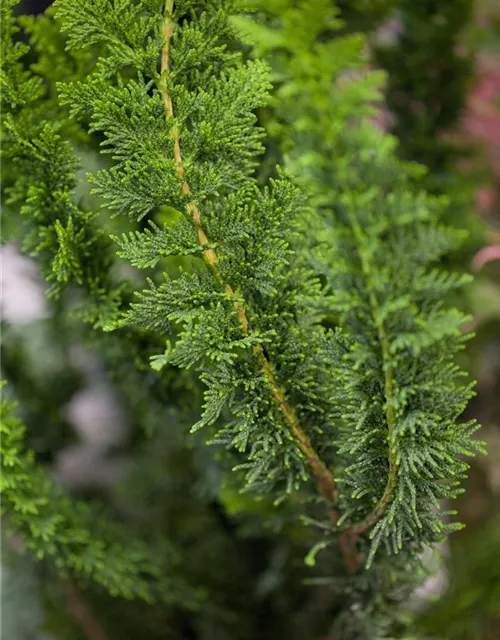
0,0,485,638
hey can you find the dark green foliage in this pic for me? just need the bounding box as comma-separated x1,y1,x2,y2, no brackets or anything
310,129,479,560
0,0,484,637
0,0,43,110
235,0,484,558
55,0,334,503
0,388,189,603
7,141,120,324
1,0,120,326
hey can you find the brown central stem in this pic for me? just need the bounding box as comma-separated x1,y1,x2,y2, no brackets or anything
339,199,400,548
160,1,359,567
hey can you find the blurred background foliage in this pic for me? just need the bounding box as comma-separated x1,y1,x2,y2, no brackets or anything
1,0,500,638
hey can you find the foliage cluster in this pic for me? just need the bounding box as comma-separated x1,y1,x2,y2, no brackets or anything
0,0,484,638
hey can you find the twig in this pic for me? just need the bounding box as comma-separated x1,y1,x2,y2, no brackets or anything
160,0,353,563
338,202,401,564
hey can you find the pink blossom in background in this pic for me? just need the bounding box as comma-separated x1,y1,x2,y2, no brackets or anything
475,186,496,213
472,245,500,271
459,52,500,218
462,54,500,146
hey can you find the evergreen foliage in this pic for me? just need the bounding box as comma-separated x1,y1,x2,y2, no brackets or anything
0,0,485,637
0,387,190,603
1,0,120,326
